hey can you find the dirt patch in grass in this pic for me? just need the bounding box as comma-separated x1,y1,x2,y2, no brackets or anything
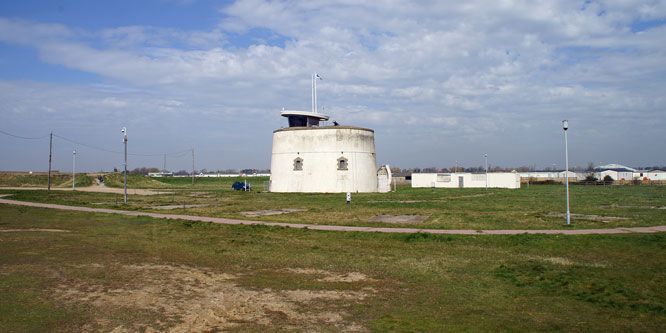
598,205,666,210
367,215,429,224
151,204,212,210
527,256,608,268
367,193,493,204
53,263,371,331
545,213,629,222
187,192,211,197
367,200,428,203
283,268,375,283
0,228,70,233
239,208,307,217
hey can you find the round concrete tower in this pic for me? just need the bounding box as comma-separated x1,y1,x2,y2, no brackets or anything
269,110,378,193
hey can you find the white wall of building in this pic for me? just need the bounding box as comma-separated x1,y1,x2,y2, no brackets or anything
595,170,633,181
557,171,577,178
633,170,666,180
270,127,378,192
377,165,392,193
519,171,558,179
412,172,521,189
519,171,579,179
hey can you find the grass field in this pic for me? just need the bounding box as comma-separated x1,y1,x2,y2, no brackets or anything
2,179,665,230
0,203,664,331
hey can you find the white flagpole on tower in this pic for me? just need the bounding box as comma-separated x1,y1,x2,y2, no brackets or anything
314,73,322,113
311,73,315,113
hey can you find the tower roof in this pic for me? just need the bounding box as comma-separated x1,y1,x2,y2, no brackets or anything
280,110,329,121
280,110,329,128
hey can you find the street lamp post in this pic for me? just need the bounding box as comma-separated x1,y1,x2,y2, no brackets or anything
122,127,128,205
563,120,570,225
72,150,76,191
484,153,488,190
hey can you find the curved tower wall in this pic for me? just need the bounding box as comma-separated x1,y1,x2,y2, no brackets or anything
270,127,378,193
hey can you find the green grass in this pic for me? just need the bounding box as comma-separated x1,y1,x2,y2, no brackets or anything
2,183,665,230
0,204,664,331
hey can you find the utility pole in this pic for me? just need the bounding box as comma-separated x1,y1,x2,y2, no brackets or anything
563,120,570,225
191,148,195,185
72,149,76,191
163,154,167,172
122,127,127,204
484,153,488,190
48,131,53,193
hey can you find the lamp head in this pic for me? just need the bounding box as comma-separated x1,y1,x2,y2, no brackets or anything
562,120,568,130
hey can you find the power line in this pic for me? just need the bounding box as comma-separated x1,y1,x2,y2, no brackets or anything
52,133,191,157
3,128,192,160
53,133,121,154
0,130,49,140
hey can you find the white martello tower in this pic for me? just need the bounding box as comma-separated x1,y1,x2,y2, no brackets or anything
269,74,379,193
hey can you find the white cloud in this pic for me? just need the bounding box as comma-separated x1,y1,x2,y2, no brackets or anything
1,1,665,170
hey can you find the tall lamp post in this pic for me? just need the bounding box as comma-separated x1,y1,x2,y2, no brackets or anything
484,153,488,190
122,127,128,205
72,150,76,191
563,120,570,225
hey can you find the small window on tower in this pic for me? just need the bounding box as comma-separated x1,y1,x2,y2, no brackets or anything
337,157,348,170
293,157,303,171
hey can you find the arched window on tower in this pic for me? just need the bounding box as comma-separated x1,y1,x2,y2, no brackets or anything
337,157,348,171
293,157,303,171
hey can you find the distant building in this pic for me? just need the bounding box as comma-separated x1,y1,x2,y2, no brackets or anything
594,166,634,181
196,173,270,178
412,172,521,189
519,170,580,182
148,172,173,177
633,170,666,181
596,163,636,172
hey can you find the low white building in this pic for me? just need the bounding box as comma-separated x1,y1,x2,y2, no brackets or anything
633,170,666,181
519,171,559,179
595,169,633,181
412,172,521,189
519,170,580,182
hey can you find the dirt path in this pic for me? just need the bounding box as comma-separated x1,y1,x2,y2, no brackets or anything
1,196,665,235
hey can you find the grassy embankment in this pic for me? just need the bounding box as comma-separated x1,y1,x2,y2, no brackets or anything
0,203,664,331
2,181,664,230
0,173,92,188
101,173,263,189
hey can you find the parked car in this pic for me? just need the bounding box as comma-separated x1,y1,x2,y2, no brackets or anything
232,181,251,191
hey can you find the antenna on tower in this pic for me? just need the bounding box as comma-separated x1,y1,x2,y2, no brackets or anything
312,73,322,113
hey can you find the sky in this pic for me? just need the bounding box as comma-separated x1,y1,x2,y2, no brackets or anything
1,0,665,173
